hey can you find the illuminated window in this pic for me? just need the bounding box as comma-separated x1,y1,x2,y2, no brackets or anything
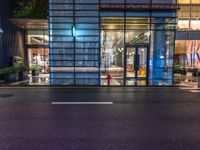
177,20,189,30
192,0,200,4
191,20,200,30
177,0,190,4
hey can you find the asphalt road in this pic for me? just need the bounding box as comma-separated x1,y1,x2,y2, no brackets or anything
0,87,200,150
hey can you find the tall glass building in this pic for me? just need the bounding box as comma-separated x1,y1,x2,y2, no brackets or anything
49,0,177,86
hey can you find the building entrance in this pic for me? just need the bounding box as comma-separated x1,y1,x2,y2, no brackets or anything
126,45,149,86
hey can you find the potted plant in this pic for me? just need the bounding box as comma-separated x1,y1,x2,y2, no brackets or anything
174,65,180,74
18,66,29,81
1,67,19,82
180,67,186,75
192,68,198,77
31,65,41,77
13,56,23,67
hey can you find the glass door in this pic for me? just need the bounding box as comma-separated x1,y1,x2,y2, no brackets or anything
126,46,149,86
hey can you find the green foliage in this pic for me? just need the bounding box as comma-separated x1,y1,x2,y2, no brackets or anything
0,67,20,75
31,65,41,71
13,0,48,18
13,56,23,64
18,66,30,72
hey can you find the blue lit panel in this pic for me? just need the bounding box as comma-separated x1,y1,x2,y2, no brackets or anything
49,0,100,85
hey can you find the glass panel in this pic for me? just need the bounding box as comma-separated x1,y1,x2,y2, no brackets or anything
126,79,146,86
178,20,189,30
28,48,49,74
101,30,124,86
138,47,147,78
26,30,49,45
49,1,100,85
126,30,150,45
191,20,200,30
149,30,175,86
177,0,190,4
126,48,136,78
174,40,200,86
126,47,148,86
101,17,124,30
192,0,200,3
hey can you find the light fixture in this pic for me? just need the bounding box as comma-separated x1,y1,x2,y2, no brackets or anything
0,28,3,34
160,56,164,59
71,26,76,37
145,31,150,37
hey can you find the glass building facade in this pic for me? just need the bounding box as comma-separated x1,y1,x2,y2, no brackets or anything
175,0,200,86
49,0,177,86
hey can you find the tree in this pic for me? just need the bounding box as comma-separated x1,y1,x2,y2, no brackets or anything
13,0,48,18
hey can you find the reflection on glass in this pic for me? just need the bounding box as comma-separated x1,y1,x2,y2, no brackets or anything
174,40,200,86
101,30,124,86
150,29,175,85
138,48,147,78
126,48,136,78
28,48,49,73
100,16,175,86
26,30,49,45
126,30,150,45
126,47,147,86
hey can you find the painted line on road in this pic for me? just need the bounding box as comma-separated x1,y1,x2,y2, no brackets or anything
189,90,200,93
178,87,200,90
51,102,113,105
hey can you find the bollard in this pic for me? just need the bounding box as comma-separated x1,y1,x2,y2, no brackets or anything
106,74,112,86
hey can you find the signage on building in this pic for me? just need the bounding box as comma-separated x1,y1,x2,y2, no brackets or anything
100,3,179,10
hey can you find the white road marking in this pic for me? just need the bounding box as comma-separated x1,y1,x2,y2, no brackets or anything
189,90,200,93
51,102,113,105
178,87,199,90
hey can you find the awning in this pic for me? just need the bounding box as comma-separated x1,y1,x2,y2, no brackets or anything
10,18,48,30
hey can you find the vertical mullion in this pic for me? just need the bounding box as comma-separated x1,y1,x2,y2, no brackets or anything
73,0,76,85
124,0,127,86
149,0,152,86
99,0,101,86
146,45,150,86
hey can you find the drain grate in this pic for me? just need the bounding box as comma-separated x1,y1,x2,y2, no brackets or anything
0,94,13,98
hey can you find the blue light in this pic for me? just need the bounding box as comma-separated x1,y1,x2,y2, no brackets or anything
71,26,76,37
160,55,164,59
149,60,152,66
0,28,3,34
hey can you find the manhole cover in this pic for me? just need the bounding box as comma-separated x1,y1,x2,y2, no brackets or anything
0,94,13,98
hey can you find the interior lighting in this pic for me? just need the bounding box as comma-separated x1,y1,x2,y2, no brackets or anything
145,31,150,37
0,28,3,34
